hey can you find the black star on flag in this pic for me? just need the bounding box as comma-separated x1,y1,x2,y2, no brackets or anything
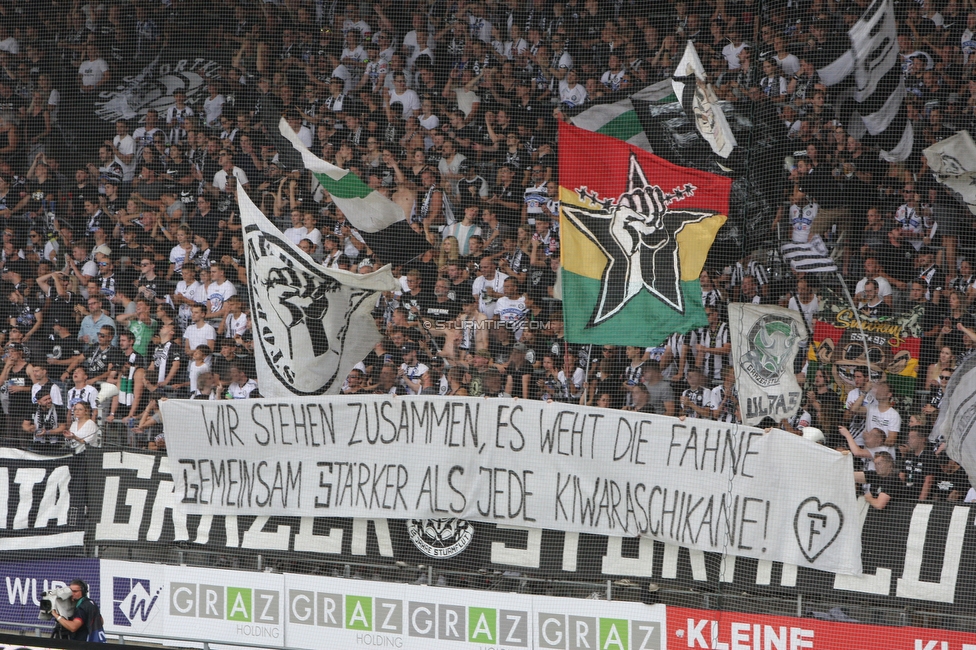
558,123,730,347
563,154,718,325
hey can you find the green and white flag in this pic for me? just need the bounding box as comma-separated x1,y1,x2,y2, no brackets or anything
279,118,429,266
568,80,673,150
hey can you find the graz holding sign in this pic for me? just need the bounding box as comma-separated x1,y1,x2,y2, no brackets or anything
159,396,861,575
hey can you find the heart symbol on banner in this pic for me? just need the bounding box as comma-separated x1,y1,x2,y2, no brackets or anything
792,497,844,563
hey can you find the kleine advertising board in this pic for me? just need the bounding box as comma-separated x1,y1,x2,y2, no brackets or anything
667,606,976,650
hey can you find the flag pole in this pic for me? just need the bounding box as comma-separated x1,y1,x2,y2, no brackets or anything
582,344,594,405
833,272,872,380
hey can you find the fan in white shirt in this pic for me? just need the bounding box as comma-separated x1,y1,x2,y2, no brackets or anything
218,295,248,340
402,16,435,70
773,36,800,76
558,70,588,107
283,209,309,245
471,257,509,318
721,34,748,70
206,270,237,323
398,344,429,395
494,278,528,341
184,304,216,356
226,365,258,399
172,264,207,331
202,81,226,127
388,73,422,119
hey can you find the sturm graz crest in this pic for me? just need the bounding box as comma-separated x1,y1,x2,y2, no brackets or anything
739,315,800,388
561,153,719,327
407,518,474,558
94,54,221,122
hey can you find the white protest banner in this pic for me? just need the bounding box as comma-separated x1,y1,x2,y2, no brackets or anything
161,396,860,574
728,304,805,426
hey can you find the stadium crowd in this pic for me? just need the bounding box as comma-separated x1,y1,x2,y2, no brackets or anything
0,0,974,507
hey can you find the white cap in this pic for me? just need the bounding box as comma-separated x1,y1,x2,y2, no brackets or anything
802,427,825,444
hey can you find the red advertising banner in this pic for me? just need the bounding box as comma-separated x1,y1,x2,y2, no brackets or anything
667,607,976,650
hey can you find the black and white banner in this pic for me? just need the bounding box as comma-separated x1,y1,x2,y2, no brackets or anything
85,450,976,614
159,395,861,574
728,304,805,426
238,186,400,397
0,449,87,552
816,0,912,162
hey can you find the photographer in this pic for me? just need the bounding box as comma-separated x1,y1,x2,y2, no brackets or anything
52,579,105,642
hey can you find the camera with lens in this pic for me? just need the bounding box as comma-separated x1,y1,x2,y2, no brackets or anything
39,586,74,621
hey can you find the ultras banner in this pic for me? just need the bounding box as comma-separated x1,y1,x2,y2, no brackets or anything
727,304,805,426
0,449,87,553
85,450,976,613
159,396,861,575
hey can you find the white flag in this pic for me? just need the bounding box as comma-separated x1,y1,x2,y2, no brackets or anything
237,186,400,397
729,304,806,426
672,41,737,158
924,131,976,217
933,353,976,489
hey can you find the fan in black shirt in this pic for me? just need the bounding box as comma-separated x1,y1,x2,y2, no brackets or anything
45,323,84,380
933,458,972,501
420,279,461,323
899,428,938,501
855,451,900,510
83,335,125,384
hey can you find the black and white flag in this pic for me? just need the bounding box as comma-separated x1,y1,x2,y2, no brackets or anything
780,235,839,274
671,41,737,158
729,304,805,426
924,131,976,217
238,186,400,397
817,0,913,162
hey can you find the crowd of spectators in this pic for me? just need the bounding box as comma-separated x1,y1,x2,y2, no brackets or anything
0,0,975,507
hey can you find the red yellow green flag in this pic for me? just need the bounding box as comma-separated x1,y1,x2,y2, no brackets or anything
559,123,730,346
